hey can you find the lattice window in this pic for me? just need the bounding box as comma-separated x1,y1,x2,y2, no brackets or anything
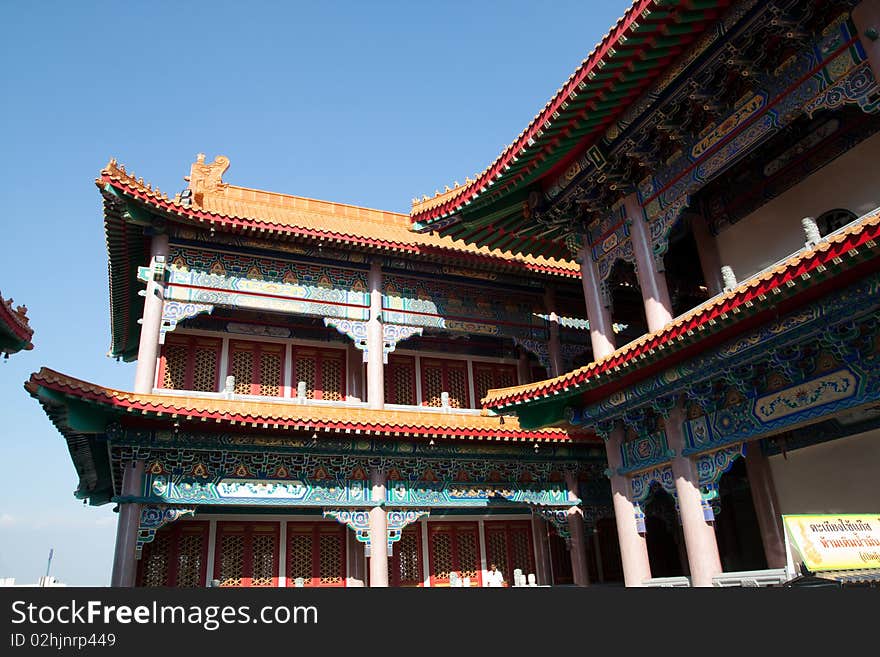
431,532,452,580
141,531,171,587
287,532,312,585
318,533,344,585
160,337,220,392
474,367,496,404
295,354,317,398
321,355,343,401
386,356,416,405
218,533,244,587
161,344,188,390
293,348,345,400
251,530,277,587
447,366,467,408
192,343,219,392
486,531,508,578
397,530,421,585
175,530,205,587
457,532,479,580
420,359,470,408
509,529,532,579
231,349,253,395
473,363,518,403
422,364,444,407
259,349,282,397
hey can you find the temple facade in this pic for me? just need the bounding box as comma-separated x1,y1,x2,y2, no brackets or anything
413,0,880,586
29,0,880,588
27,154,609,588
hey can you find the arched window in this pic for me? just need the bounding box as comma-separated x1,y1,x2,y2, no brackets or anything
816,208,857,237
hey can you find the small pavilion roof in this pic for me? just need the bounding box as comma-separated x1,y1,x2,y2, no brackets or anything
0,291,34,356
99,157,581,278
409,0,732,258
482,206,880,412
27,368,591,443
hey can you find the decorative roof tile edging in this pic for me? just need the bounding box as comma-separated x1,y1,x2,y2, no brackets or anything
98,160,581,279
27,368,590,443
0,291,34,355
482,207,880,409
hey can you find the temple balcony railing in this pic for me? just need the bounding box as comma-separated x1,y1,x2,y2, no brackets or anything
670,212,867,329
149,383,487,416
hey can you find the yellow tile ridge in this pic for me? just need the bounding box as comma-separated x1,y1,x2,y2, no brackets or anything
28,367,575,437
99,156,580,274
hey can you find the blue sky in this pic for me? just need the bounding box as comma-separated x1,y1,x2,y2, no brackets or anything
0,0,630,585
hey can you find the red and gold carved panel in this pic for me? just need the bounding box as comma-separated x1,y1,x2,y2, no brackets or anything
158,336,221,393
292,347,346,401
428,522,482,587
214,522,279,587
136,521,209,588
391,526,423,587
285,522,346,587
420,358,471,408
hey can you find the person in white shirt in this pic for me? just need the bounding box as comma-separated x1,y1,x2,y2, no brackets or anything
485,563,505,587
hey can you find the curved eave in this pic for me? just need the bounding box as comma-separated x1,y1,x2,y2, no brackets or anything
0,297,34,355
411,0,730,242
98,174,581,280
483,207,880,410
26,368,590,444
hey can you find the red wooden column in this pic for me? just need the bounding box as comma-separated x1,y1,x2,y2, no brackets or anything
544,288,564,377
689,212,724,296
578,244,615,358
577,237,652,586
606,429,653,586
133,233,169,394
665,404,723,587
368,468,389,587
565,471,590,586
854,0,880,81
745,442,787,569
517,349,532,386
347,344,363,402
624,193,674,333
347,529,366,587
111,460,145,587
367,261,384,409
530,513,552,585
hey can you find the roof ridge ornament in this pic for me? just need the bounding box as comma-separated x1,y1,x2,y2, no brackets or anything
184,153,230,206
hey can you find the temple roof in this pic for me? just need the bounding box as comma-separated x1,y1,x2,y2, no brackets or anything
409,0,732,256
0,291,34,356
27,368,590,443
100,157,580,277
482,206,880,412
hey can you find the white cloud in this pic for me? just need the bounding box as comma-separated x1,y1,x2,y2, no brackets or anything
0,513,17,528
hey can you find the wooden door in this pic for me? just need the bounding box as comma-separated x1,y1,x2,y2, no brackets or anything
428,522,482,587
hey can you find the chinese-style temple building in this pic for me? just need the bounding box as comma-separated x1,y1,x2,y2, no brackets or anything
27,0,880,587
1,292,33,358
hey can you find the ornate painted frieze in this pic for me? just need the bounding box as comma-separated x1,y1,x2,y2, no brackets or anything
381,273,545,339
161,246,370,321
110,425,594,463
681,365,871,455
567,273,880,441
385,480,573,508
135,504,195,558
147,475,372,507
630,465,676,506
586,202,634,283
138,473,573,510
539,509,571,541
637,15,878,253
159,301,214,343
618,430,674,475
